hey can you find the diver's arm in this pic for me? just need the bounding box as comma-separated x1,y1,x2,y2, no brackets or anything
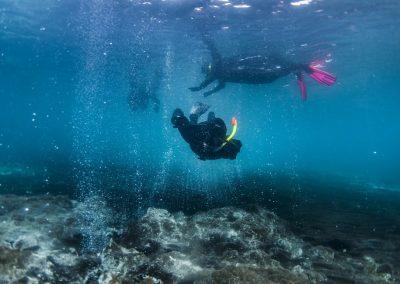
203,80,225,97
202,36,222,63
189,76,215,92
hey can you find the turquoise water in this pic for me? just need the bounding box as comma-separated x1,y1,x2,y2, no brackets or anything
0,1,399,282
1,0,399,187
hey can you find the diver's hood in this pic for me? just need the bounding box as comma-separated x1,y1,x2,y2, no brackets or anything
171,109,189,128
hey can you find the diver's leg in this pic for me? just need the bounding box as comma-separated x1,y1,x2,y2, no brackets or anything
207,111,216,122
203,80,225,97
189,76,215,92
189,114,199,124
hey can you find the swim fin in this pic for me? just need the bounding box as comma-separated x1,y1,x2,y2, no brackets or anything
190,102,210,117
296,73,307,100
308,63,336,86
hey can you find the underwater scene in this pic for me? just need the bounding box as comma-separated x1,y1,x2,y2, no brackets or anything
1,0,400,283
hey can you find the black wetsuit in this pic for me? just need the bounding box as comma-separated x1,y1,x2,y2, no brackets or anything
171,109,242,160
128,69,161,112
190,38,310,97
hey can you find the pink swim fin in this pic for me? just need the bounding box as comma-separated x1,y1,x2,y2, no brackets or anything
297,73,307,100
308,63,336,86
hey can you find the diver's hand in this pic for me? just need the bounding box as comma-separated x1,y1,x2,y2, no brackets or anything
203,91,213,97
189,86,201,92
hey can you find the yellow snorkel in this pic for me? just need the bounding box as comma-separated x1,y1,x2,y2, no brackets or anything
226,117,238,142
215,117,238,151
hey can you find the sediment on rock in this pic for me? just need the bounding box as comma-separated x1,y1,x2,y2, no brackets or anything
0,194,398,283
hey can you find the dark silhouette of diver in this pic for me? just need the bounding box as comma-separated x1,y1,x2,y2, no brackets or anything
127,83,160,112
189,38,336,100
171,102,242,160
128,69,161,112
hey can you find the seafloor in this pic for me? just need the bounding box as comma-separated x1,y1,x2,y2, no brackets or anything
0,191,399,284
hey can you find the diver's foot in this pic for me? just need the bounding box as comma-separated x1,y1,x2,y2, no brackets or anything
190,102,210,117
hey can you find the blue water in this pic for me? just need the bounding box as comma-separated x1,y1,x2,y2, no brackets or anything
1,0,400,257
1,0,399,189
1,1,400,282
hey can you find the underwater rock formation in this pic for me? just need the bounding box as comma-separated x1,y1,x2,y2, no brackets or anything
0,194,398,283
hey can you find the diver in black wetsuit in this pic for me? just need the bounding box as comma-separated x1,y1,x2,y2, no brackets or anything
189,38,336,100
171,102,242,160
128,69,161,112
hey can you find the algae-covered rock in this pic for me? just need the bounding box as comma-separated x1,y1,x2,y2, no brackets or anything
0,195,398,283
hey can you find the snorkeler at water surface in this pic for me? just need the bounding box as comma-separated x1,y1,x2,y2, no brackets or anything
171,102,242,160
189,37,336,100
